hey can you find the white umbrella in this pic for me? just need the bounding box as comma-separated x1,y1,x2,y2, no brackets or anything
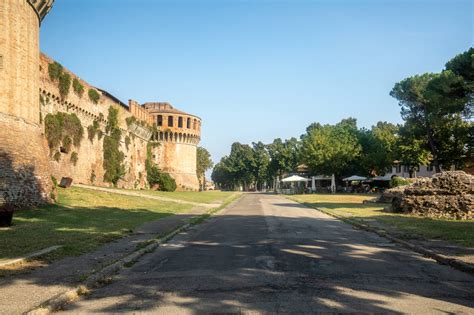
331,174,336,193
343,175,367,181
281,175,310,182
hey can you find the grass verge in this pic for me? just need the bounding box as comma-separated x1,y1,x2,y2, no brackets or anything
288,194,474,248
94,186,237,204
188,192,243,225
0,186,193,262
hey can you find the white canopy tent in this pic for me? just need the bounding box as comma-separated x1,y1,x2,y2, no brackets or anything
310,175,331,192
343,175,367,181
281,175,310,182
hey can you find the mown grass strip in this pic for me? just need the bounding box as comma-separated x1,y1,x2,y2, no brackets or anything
288,194,474,248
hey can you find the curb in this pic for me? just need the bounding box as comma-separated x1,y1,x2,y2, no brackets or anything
308,204,474,275
26,193,243,314
0,246,62,268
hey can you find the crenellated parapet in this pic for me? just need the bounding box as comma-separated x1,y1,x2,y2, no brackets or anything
27,0,55,24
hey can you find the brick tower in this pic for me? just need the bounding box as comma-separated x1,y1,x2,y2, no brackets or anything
0,0,55,218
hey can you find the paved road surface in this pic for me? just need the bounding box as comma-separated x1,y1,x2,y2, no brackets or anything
64,194,474,314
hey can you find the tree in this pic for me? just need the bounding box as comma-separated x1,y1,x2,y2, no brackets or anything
301,118,361,176
396,123,433,177
196,147,214,191
226,142,256,190
211,158,234,190
391,49,473,172
252,141,270,190
357,122,398,176
211,143,256,191
267,137,301,181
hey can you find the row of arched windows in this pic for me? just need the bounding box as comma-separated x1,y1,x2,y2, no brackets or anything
156,114,200,131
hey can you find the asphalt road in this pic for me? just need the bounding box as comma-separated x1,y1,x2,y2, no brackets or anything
64,193,474,314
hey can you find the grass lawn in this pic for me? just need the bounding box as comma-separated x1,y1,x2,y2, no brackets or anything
0,187,193,261
111,187,238,204
288,194,474,248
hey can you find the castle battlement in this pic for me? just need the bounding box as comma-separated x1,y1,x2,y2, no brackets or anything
27,0,54,24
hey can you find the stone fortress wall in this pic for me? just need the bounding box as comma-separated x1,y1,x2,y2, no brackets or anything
39,53,151,189
1,0,202,212
0,0,55,209
38,53,202,191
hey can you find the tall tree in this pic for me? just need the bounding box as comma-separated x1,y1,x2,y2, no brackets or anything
196,147,214,191
396,123,433,177
267,138,301,181
301,118,361,176
391,48,473,172
357,122,398,176
252,141,270,190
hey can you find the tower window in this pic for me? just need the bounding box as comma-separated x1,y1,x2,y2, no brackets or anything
178,116,183,128
157,115,163,126
168,116,174,127
187,118,191,129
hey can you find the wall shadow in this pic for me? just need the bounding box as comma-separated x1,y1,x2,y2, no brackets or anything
0,150,50,227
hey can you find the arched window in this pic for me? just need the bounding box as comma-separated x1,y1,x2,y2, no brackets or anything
178,116,183,128
187,118,191,129
168,116,174,127
193,119,197,130
157,115,163,126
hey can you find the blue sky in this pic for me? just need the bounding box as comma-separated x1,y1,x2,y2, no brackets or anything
40,0,473,166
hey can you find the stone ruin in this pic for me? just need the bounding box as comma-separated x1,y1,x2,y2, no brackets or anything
382,171,473,220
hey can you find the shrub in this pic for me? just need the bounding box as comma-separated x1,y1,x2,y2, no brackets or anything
87,120,100,142
51,175,58,187
58,72,71,98
62,136,72,153
125,116,137,127
106,106,119,133
45,112,84,151
70,151,79,166
147,164,161,186
390,176,410,188
48,62,63,81
158,172,177,192
53,151,61,162
90,170,96,183
103,107,125,185
125,135,131,150
72,78,84,96
87,125,96,142
88,89,100,104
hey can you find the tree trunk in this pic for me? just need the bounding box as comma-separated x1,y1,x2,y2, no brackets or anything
422,105,441,172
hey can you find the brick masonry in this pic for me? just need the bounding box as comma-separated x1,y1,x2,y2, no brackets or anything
0,0,201,212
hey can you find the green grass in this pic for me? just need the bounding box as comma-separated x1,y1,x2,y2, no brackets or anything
0,187,193,261
116,188,238,204
289,194,474,248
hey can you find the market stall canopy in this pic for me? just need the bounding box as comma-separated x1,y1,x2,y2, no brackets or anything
312,175,332,180
282,175,310,182
343,175,367,181
372,175,392,181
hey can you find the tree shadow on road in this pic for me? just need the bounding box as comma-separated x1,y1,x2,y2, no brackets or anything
59,199,474,314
